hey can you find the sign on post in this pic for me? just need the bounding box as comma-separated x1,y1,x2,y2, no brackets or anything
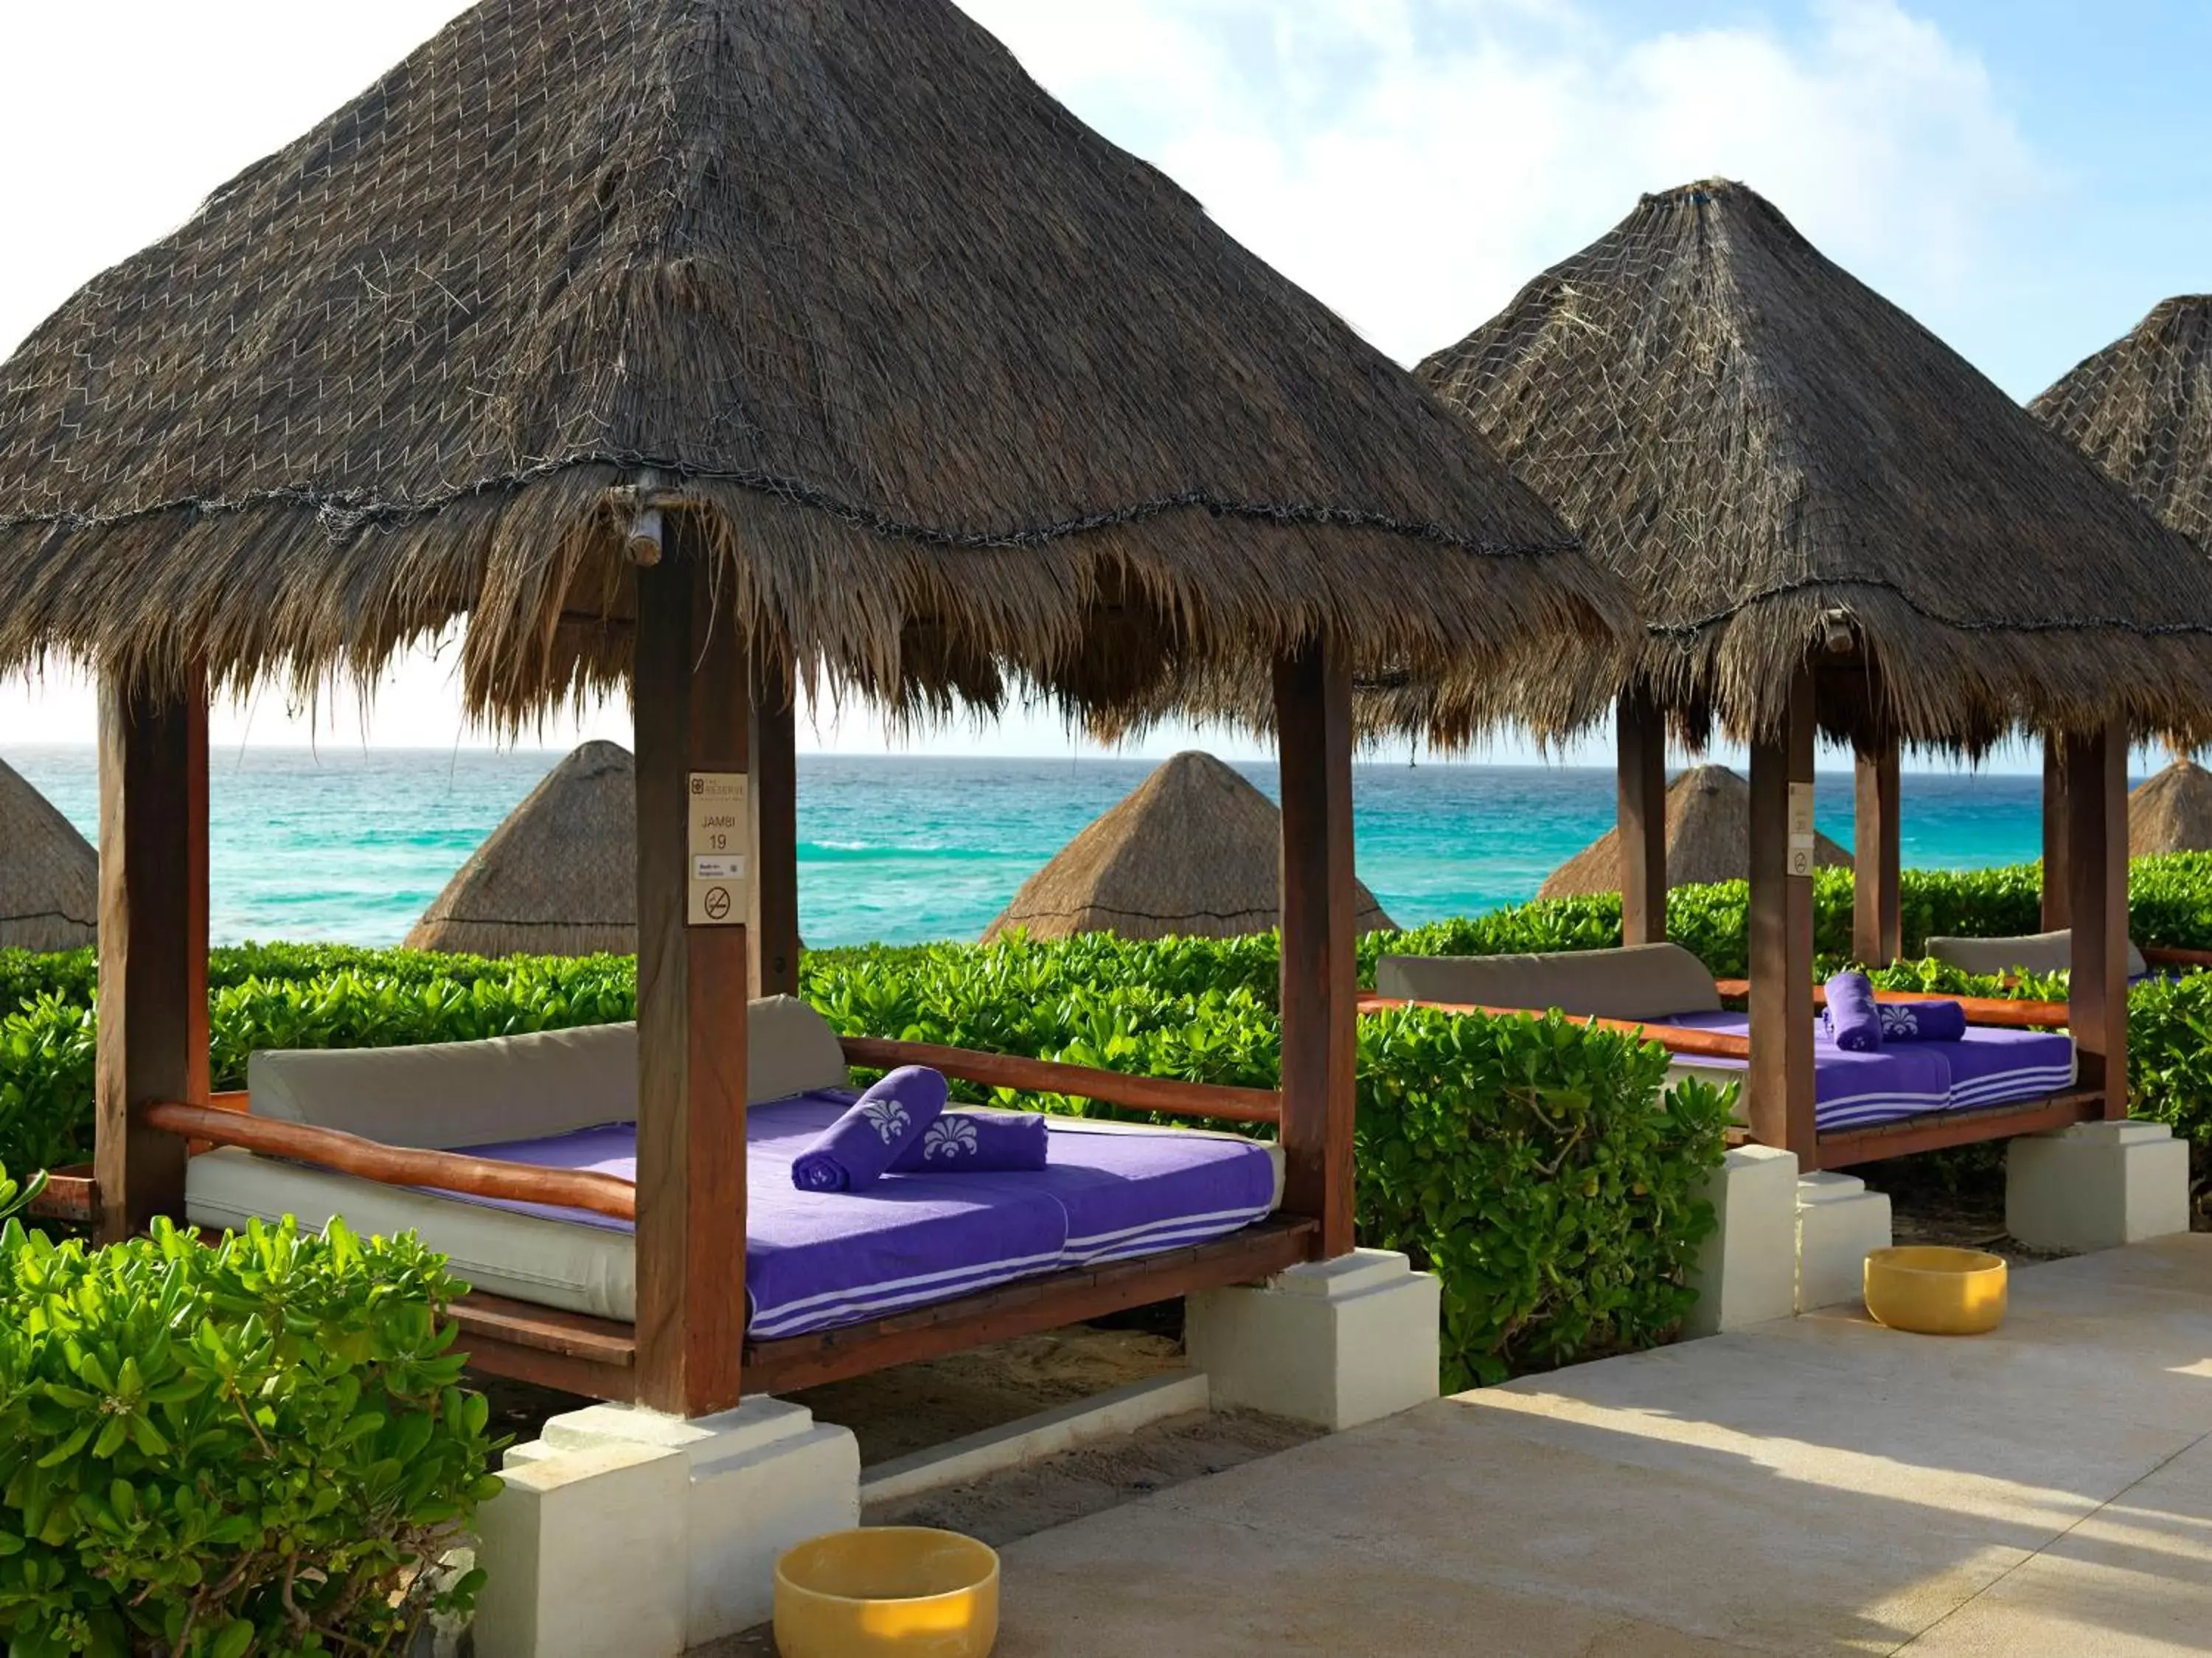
688,772,751,926
1787,781,1817,878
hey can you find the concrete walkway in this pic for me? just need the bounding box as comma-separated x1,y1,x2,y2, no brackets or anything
992,1235,2212,1655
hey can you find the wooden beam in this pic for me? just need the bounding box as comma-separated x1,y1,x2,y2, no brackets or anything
1357,993,1752,1059
634,535,752,1417
95,672,208,1242
1617,690,1669,946
2042,740,2070,932
1747,668,1818,1156
2065,721,2129,1119
838,1036,1282,1124
1852,738,1902,966
751,658,801,999
1273,637,1357,1259
1811,1091,2104,1170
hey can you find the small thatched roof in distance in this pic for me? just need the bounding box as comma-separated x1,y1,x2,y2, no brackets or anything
0,757,97,951
0,0,1625,734
404,741,636,957
1537,763,1849,901
2031,295,2212,547
984,752,1394,943
2129,757,2212,856
1416,180,2212,751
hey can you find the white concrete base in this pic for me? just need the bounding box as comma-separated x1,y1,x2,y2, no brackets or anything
862,1370,1211,1507
475,1397,860,1657
1186,1248,1440,1430
1796,1172,1893,1312
2008,1120,2192,1254
1682,1145,1801,1337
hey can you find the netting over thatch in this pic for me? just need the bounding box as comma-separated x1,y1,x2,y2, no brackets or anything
404,741,636,956
1537,763,1848,901
2129,757,2212,857
0,757,97,952
1415,180,2212,750
2031,296,2212,547
0,0,1626,732
984,751,1393,942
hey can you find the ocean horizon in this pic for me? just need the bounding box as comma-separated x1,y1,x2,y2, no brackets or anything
2,746,2064,950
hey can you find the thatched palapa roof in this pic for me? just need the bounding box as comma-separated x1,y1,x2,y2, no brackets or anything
405,741,636,957
1537,763,1848,901
2129,757,2212,857
0,0,1625,730
984,751,1394,943
0,757,97,952
1414,180,2212,750
2031,296,2212,547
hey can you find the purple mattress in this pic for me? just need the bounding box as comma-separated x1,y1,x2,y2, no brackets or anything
432,1093,1277,1339
1660,1013,2075,1132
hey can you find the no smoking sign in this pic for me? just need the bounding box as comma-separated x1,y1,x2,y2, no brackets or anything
687,772,751,926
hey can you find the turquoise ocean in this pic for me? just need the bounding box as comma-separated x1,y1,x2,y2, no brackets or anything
0,746,2054,950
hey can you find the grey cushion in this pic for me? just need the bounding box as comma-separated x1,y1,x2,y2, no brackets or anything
1375,943,1722,1021
1923,930,2146,980
246,993,852,1149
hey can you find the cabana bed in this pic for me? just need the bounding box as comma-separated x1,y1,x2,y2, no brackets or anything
1399,178,2212,1172
0,0,1629,1422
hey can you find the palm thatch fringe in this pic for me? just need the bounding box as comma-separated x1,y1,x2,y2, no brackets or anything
1537,763,1848,901
0,0,1627,730
984,750,1394,943
1413,181,2212,751
0,757,97,952
404,741,638,957
2031,295,2212,547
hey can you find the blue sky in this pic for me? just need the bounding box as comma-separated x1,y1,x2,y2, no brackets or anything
0,0,2206,766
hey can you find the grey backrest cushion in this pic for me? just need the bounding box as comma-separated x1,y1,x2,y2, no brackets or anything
248,993,852,1148
1375,943,1721,1021
1924,929,2147,979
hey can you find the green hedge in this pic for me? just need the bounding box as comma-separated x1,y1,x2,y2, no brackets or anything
0,1184,498,1657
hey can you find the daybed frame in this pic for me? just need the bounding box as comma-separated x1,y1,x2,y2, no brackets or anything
64,541,1365,1420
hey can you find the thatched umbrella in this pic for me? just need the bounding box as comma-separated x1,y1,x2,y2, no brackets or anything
985,752,1394,941
2128,757,2212,856
0,756,97,952
405,742,637,957
1537,764,1848,901
2031,296,2212,548
1414,181,2212,750
0,0,1625,729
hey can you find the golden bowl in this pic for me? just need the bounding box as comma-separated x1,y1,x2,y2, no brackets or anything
774,1526,1000,1658
1863,1246,2008,1336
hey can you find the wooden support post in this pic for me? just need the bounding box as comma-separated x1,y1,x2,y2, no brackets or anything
634,533,752,1417
1274,636,1357,1260
751,659,801,1000
2042,740,2071,932
94,671,209,1242
2064,721,2129,1120
1747,669,1818,1157
1616,689,1668,946
1852,738,1902,966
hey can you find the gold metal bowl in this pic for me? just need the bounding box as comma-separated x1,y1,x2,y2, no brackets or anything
774,1526,1001,1658
1863,1246,2008,1336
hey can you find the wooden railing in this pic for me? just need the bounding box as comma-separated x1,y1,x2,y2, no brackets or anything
1354,993,1751,1060
1711,980,2069,1030
2143,943,2212,971
838,1037,1281,1125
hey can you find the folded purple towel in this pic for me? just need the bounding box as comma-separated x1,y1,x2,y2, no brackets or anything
790,1066,948,1193
891,1109,1050,1173
1875,999,1968,1043
1823,971,1884,1051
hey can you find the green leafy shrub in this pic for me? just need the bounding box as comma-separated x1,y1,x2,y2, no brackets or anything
2124,972,2212,1149
0,1207,500,1657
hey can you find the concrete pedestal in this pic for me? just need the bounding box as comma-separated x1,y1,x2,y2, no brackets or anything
1186,1248,1440,1428
474,1397,860,1657
1683,1145,1801,1336
2008,1120,2191,1254
1796,1171,1893,1312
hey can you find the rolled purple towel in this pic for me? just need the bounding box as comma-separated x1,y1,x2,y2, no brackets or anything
1822,971,1883,1051
790,1066,948,1193
890,1109,1050,1173
1876,999,1968,1043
